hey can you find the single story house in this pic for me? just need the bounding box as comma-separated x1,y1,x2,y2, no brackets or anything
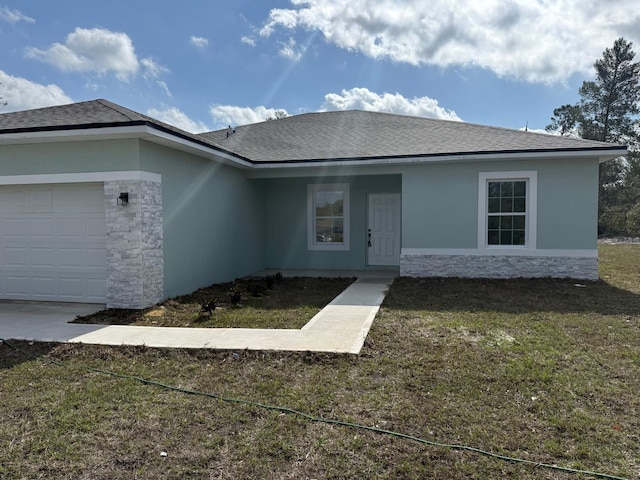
0,99,627,309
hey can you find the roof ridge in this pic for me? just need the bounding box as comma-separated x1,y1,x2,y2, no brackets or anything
94,98,147,122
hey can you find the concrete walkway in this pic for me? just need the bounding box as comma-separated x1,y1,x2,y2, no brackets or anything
0,274,394,354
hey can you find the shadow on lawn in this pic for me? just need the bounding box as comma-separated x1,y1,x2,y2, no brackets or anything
383,277,640,316
0,340,58,371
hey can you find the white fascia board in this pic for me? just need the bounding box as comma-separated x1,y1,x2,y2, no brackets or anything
401,248,598,258
142,126,253,169
0,171,161,185
249,148,629,169
0,125,150,144
598,152,629,164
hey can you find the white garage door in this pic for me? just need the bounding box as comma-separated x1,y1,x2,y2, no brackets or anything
0,183,107,303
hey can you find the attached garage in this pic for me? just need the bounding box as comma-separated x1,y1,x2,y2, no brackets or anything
0,183,107,303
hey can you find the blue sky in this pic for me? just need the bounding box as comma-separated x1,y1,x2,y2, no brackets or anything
0,1,638,133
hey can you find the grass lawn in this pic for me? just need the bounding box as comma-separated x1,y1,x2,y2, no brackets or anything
1,243,639,479
72,276,355,329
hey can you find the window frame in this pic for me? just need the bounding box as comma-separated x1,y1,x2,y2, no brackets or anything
307,183,350,251
478,171,537,250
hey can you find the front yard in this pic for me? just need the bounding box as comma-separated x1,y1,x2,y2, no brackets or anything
1,243,638,479
72,276,355,329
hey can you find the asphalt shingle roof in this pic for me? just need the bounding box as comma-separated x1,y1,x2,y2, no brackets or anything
199,110,622,163
0,99,624,164
0,99,151,130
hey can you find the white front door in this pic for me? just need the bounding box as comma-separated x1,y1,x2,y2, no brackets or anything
367,193,401,266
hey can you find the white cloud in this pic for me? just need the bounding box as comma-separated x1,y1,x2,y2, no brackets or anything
322,88,461,121
25,27,139,80
156,80,172,97
141,58,171,96
208,87,458,128
0,7,35,24
147,106,210,133
241,36,256,47
258,0,640,84
190,36,209,49
279,37,304,61
0,70,73,111
141,57,168,78
209,104,290,128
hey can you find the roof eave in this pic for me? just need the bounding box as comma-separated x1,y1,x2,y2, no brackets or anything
250,146,629,168
0,123,627,169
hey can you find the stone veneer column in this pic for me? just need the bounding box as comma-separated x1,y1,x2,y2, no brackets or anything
104,179,163,309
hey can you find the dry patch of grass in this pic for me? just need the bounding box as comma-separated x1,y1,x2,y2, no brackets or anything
1,244,639,479
72,276,355,329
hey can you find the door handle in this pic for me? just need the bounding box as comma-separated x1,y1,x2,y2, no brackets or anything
368,229,372,247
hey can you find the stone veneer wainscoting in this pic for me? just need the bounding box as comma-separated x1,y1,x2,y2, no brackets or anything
104,179,163,309
400,254,598,281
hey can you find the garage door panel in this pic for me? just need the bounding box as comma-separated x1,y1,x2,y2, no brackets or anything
0,189,26,210
59,278,86,297
0,183,107,303
57,217,84,237
28,189,53,211
3,218,27,238
4,247,27,266
4,275,29,295
58,248,83,267
30,218,56,237
87,248,107,267
86,218,106,237
53,188,83,209
31,247,57,267
32,276,57,296
87,278,107,299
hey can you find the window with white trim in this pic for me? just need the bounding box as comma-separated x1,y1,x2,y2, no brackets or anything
307,183,350,251
478,172,537,249
487,180,527,245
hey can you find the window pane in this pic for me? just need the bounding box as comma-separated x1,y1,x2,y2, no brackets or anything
501,198,513,213
488,230,500,245
315,191,343,216
513,215,526,230
514,197,526,213
513,230,525,245
500,230,512,245
500,182,513,197
488,198,501,213
500,216,513,229
488,182,501,198
488,216,500,229
514,181,526,197
315,218,343,243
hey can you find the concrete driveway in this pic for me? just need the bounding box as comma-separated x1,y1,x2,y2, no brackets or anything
0,301,107,342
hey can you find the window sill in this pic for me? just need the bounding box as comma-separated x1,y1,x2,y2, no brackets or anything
308,243,349,251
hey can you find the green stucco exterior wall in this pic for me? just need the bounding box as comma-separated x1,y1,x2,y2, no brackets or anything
138,142,265,298
0,139,140,175
259,174,401,270
400,158,599,250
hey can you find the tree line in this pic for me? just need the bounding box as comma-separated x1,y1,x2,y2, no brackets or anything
546,38,640,237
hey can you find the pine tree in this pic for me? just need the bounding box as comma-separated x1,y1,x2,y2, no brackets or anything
548,38,640,236
578,38,640,143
